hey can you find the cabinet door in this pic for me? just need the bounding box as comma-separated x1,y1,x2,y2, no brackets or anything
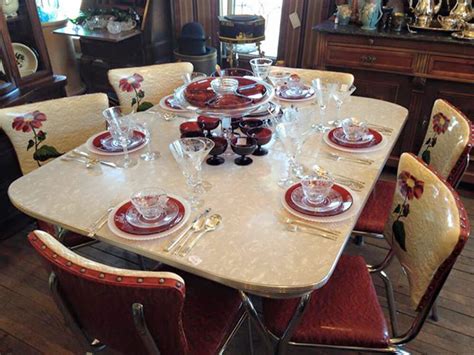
419,80,474,184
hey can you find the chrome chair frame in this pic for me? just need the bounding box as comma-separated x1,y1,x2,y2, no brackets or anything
49,271,247,354
241,246,450,355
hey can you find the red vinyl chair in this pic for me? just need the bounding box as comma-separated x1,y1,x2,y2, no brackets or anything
259,153,470,354
355,99,473,239
28,230,246,355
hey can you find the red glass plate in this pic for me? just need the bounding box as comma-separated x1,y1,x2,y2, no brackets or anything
113,198,185,235
184,77,267,108
92,130,146,153
328,128,382,149
285,183,353,217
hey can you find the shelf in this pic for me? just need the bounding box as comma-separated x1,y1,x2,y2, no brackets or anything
53,23,141,43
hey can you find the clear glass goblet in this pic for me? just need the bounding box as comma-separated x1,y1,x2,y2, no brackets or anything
169,138,215,208
249,57,273,81
140,121,161,161
311,79,336,132
103,106,134,146
116,117,138,169
276,120,313,187
332,84,356,121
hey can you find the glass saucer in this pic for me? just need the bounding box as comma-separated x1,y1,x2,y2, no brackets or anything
99,131,146,152
125,201,179,228
291,186,343,213
332,128,374,145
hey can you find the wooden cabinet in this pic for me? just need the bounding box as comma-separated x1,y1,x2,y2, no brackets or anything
313,22,474,185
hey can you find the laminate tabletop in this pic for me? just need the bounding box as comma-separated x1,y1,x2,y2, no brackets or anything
9,96,408,298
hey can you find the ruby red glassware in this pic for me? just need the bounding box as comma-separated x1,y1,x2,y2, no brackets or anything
231,117,243,132
206,136,228,166
179,122,204,138
197,116,221,137
246,127,272,156
230,136,257,166
239,118,264,134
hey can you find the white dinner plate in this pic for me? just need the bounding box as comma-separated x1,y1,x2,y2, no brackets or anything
323,130,387,154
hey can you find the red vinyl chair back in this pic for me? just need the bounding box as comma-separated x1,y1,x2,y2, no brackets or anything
28,230,188,355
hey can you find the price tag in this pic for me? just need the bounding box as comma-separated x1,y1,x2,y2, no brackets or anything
237,137,247,146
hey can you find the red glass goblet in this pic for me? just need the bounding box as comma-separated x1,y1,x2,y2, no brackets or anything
197,116,221,137
239,118,264,134
231,136,257,166
246,127,272,156
231,117,243,132
180,122,204,138
206,136,228,166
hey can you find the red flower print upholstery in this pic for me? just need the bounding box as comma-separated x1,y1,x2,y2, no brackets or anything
432,112,450,134
262,255,390,348
12,110,46,132
118,73,144,92
398,171,424,201
28,230,244,355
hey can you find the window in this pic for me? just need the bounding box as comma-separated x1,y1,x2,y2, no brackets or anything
222,0,283,58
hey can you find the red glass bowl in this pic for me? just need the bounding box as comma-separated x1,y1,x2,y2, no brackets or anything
246,127,272,156
239,118,264,134
207,136,228,166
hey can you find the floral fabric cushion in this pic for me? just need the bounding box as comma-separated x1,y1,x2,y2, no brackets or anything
0,93,109,174
418,99,471,181
384,153,463,307
108,62,194,111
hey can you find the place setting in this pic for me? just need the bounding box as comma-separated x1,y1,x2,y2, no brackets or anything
107,187,191,241
281,168,360,226
323,117,387,154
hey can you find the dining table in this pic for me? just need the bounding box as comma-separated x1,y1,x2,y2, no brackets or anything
8,95,408,349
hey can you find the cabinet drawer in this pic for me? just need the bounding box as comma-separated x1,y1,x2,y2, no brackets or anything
326,45,416,73
427,56,474,81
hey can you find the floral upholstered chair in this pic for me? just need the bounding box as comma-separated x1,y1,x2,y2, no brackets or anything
28,230,245,355
259,153,470,354
108,62,194,112
0,94,109,174
271,66,355,86
1,94,109,246
355,99,473,238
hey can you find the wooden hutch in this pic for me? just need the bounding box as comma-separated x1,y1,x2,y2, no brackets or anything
313,21,474,185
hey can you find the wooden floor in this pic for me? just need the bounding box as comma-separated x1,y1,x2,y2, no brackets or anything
0,189,473,354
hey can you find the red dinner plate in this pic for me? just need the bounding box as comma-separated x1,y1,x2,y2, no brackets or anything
184,77,267,109
92,130,146,153
328,127,382,149
285,183,353,217
113,198,185,236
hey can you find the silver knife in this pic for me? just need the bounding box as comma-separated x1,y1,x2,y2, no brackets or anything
164,208,211,252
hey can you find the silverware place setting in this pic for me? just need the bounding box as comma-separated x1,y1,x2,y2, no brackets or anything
61,150,118,169
324,152,374,166
164,208,211,252
312,165,365,192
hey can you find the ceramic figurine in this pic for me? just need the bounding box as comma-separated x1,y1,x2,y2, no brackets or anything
337,4,353,25
1,0,19,18
360,0,383,30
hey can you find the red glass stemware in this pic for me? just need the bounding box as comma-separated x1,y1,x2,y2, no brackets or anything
206,136,228,166
230,136,257,166
246,127,272,156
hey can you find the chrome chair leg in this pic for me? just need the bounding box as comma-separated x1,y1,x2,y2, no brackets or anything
276,292,312,355
132,303,161,354
430,301,439,322
380,271,399,337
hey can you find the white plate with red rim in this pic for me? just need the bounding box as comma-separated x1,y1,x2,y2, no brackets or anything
159,94,187,113
107,194,191,241
86,130,148,156
323,129,387,154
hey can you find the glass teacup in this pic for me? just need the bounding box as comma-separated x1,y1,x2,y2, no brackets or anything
131,188,169,221
341,118,369,141
286,75,305,97
301,173,334,206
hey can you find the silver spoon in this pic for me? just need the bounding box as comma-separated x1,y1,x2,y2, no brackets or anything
171,212,209,254
285,224,337,241
179,214,222,257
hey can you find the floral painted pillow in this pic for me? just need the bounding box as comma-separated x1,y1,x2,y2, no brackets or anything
12,111,62,167
119,73,153,112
